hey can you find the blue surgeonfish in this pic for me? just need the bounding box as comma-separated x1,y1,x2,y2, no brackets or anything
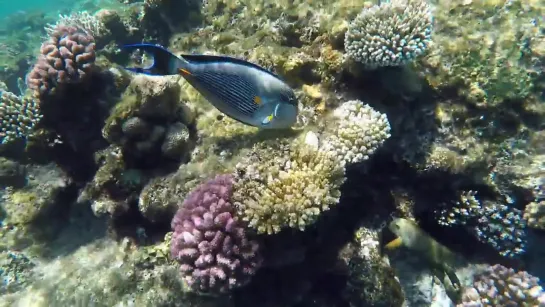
123,44,298,129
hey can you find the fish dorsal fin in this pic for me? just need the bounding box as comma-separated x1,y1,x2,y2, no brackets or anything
180,54,281,79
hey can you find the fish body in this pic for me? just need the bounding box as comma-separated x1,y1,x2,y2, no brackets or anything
123,44,298,129
385,218,461,292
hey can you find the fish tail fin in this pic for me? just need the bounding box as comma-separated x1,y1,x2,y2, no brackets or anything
123,43,185,75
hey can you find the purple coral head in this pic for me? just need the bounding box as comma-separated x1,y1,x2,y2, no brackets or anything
171,174,262,294
26,25,96,100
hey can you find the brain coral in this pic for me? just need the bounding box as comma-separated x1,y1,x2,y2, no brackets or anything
345,0,432,68
170,174,262,294
26,25,96,99
321,100,391,166
459,264,545,306
233,141,345,234
0,90,41,144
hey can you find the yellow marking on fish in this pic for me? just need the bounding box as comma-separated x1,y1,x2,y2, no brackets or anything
261,113,274,125
253,96,262,105
385,237,403,250
179,68,192,75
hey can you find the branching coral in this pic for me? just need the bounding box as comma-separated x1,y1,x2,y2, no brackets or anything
459,264,545,306
26,25,96,100
233,140,345,234
171,174,262,294
345,0,432,68
321,100,391,166
435,191,527,258
45,11,106,38
0,90,41,144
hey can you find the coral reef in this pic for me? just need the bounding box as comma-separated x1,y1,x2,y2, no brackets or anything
416,0,543,106
435,191,527,258
233,139,345,234
459,264,545,306
524,201,545,230
103,74,196,163
0,90,41,144
0,250,35,295
321,100,391,166
1,0,545,305
0,238,211,307
343,227,404,307
345,0,432,68
26,25,96,100
171,174,262,294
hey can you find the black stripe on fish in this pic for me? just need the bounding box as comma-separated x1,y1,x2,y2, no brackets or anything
181,54,281,80
194,71,260,117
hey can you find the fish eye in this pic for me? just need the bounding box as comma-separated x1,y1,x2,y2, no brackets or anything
216,114,224,121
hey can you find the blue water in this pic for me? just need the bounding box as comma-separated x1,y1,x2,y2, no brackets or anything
0,0,74,19
0,0,118,19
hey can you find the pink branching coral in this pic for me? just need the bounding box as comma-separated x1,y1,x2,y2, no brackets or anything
26,25,96,99
170,174,262,294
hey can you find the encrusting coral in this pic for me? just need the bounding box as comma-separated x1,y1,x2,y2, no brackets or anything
344,0,433,68
26,25,96,100
170,174,262,294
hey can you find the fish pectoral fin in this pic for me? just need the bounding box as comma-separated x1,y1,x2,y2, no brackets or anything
179,68,192,75
385,237,403,250
261,113,274,125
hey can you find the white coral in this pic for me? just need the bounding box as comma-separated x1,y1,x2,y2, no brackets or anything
345,0,433,68
321,100,391,165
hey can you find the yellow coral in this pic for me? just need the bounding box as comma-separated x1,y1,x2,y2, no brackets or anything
524,201,545,230
233,141,345,234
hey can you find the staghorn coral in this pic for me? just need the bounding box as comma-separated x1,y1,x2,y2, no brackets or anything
459,264,545,306
345,0,432,68
435,191,527,258
171,174,262,294
233,140,345,234
0,90,41,144
26,25,96,100
321,100,391,166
